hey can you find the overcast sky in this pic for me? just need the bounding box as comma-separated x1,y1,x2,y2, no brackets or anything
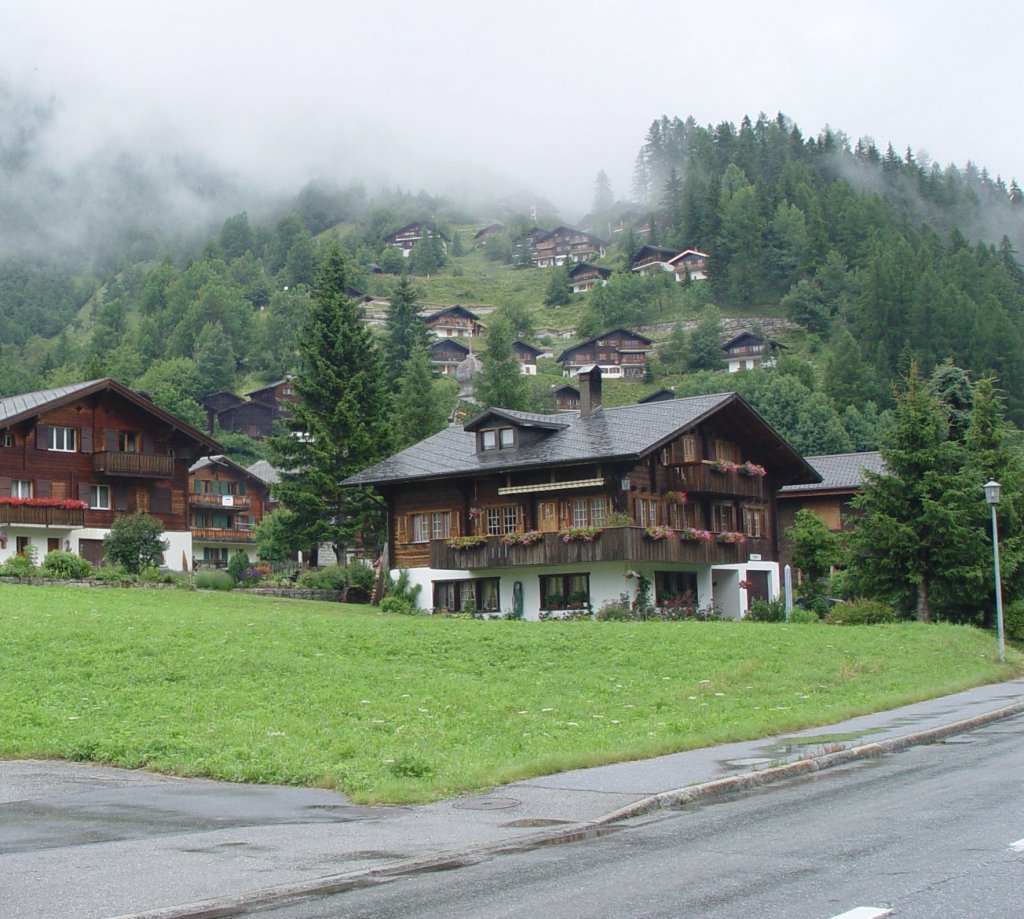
2,0,1021,216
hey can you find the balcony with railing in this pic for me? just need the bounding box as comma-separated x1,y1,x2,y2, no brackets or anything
191,526,257,543
0,505,86,527
189,493,251,510
676,462,764,499
431,526,756,571
92,451,174,478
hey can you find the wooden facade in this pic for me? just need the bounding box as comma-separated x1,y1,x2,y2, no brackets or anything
567,262,612,293
189,454,274,566
0,379,220,567
557,328,655,380
531,226,606,267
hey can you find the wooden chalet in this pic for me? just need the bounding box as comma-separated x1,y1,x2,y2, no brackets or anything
551,384,580,410
0,379,220,569
473,223,505,246
345,367,820,620
429,338,472,376
721,332,783,373
189,454,275,568
630,245,679,276
668,249,709,281
383,221,449,257
638,388,676,404
531,226,607,268
567,262,613,294
423,305,484,339
512,341,544,376
777,452,884,571
556,328,655,380
204,379,296,440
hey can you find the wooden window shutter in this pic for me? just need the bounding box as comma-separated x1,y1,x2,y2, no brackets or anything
0,476,10,497
450,511,461,537
104,429,119,452
149,487,171,514
79,483,92,504
80,427,92,453
36,425,48,449
114,485,129,512
36,479,51,498
395,513,407,542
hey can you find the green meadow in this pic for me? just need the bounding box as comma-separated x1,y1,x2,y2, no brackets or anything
1,584,1019,803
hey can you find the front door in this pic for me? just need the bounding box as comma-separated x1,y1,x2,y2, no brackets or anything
537,501,558,533
745,570,770,605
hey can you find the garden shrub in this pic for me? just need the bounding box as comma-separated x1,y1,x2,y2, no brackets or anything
825,598,896,625
347,560,376,592
789,606,821,624
92,566,134,584
0,554,37,577
596,595,633,621
297,565,348,590
1003,599,1024,642
194,569,235,591
746,597,787,622
41,550,93,580
380,595,420,616
103,513,168,574
226,551,251,582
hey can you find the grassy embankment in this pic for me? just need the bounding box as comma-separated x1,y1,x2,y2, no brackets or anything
1,584,1019,804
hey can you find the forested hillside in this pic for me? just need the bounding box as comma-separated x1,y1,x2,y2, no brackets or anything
1,110,1023,461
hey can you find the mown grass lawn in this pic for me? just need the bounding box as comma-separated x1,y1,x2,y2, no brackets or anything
1,584,1019,803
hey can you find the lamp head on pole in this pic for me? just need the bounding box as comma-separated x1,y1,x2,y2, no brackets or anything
984,480,1002,506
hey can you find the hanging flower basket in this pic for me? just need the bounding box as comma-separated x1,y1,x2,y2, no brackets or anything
739,461,767,478
679,527,714,542
665,490,688,505
716,531,747,544
559,526,602,543
644,525,676,541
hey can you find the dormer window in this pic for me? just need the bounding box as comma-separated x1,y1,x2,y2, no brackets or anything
480,427,515,451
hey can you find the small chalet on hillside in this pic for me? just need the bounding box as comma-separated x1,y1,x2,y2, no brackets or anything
631,245,679,276
531,226,606,267
631,247,709,282
777,451,884,570
383,221,449,257
423,305,484,339
568,262,613,293
512,341,544,376
188,454,275,568
345,367,819,620
721,332,783,372
202,379,297,440
429,338,472,376
669,249,709,281
551,383,580,410
0,379,220,569
556,328,655,380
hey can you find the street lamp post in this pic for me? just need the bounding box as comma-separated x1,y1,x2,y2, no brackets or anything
983,480,1006,664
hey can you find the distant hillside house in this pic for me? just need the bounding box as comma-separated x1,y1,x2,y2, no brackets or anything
721,332,783,373
429,338,472,376
205,379,297,440
531,226,607,268
551,383,581,410
630,245,679,276
612,211,653,236
668,249,709,282
638,387,676,404
556,328,655,380
383,221,449,258
473,223,505,246
512,341,544,376
423,305,484,339
568,262,613,294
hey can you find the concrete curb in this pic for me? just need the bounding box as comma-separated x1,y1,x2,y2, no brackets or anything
108,699,1024,919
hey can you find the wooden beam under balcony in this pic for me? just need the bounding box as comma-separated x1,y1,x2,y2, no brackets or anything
92,451,175,478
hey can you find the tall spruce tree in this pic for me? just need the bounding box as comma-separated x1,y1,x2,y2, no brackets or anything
267,246,392,563
474,316,530,410
383,275,430,389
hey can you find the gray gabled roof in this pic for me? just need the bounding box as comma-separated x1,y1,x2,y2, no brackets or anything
247,460,281,485
0,378,221,451
779,451,884,495
345,393,820,488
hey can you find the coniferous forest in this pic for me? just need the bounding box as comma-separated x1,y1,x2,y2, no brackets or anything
2,109,1024,463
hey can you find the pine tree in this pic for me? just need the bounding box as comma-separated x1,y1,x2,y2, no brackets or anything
267,246,392,563
383,276,430,389
474,316,530,411
394,342,452,449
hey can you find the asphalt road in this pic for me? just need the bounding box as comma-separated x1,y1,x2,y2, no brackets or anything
255,714,1024,919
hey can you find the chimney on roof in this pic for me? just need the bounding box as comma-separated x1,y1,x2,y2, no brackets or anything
579,364,603,417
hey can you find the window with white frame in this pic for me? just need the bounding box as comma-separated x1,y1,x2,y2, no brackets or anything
11,479,32,498
47,426,76,452
712,503,736,532
636,497,660,527
89,484,111,510
743,506,764,538
411,511,451,543
432,578,500,613
571,496,607,527
485,505,520,536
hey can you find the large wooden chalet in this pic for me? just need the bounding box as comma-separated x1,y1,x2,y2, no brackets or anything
0,379,221,569
568,262,613,293
556,328,654,380
345,367,819,620
423,305,484,339
383,221,449,257
531,226,606,268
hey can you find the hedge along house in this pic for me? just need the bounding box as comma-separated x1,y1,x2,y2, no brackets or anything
0,379,221,569
344,367,820,620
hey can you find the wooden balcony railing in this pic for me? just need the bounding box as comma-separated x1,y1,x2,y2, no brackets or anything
676,463,764,499
92,451,174,478
191,527,257,543
430,527,756,571
0,505,86,527
189,494,251,509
